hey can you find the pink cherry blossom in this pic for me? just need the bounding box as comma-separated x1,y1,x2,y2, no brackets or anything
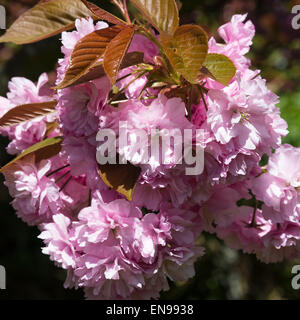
4,156,65,225
1,73,58,155
0,12,298,301
252,145,300,224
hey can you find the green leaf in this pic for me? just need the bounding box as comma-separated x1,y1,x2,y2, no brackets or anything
104,27,135,85
82,0,127,26
55,25,122,89
203,53,236,86
98,160,141,201
0,101,57,129
0,0,96,45
66,51,144,88
130,0,179,35
0,136,63,173
161,24,208,84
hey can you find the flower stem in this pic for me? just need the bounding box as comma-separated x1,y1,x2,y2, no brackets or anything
111,0,126,19
123,0,131,24
108,70,148,105
111,0,131,23
137,27,180,84
199,86,208,112
249,203,257,228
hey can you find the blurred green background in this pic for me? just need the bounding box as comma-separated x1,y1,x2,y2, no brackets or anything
0,0,300,300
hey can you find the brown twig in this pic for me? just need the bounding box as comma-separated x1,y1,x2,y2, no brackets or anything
123,0,132,24
111,0,126,20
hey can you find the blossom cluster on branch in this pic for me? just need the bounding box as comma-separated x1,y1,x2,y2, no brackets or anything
0,0,299,300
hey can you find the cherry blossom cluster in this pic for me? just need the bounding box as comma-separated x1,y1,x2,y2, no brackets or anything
1,14,299,300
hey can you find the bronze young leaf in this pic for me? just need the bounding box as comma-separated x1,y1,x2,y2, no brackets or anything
104,27,136,85
68,52,144,88
161,24,209,84
0,0,95,45
0,137,63,173
81,0,128,26
98,161,141,201
55,25,122,89
0,101,57,129
130,0,179,35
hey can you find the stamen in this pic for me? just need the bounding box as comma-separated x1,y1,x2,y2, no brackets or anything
46,164,70,177
88,189,92,206
55,170,71,184
59,176,72,192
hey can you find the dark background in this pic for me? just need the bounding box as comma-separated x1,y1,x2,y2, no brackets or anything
0,0,300,300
